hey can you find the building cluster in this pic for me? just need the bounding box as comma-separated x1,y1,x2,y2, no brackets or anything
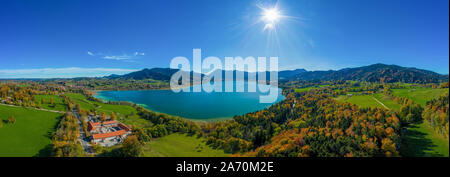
87,118,132,147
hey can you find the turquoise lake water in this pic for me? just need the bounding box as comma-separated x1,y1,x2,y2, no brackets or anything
94,81,285,120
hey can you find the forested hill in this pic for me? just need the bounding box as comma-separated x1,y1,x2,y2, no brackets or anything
105,64,447,83
104,68,307,81
293,63,448,83
106,68,185,81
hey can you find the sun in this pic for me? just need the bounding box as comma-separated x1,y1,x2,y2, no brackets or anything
261,7,282,30
263,8,281,23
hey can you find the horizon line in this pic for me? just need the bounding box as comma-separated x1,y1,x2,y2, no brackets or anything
0,64,448,79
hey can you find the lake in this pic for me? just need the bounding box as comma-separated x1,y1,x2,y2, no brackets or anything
94,81,285,120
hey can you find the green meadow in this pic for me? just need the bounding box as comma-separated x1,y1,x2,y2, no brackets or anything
372,93,401,110
392,88,449,106
64,93,148,127
34,94,67,111
400,122,449,157
336,87,448,110
143,133,230,157
335,94,385,109
295,84,329,93
394,87,450,157
0,105,62,157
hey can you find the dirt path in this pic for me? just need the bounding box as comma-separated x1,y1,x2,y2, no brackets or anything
0,103,66,114
372,97,389,110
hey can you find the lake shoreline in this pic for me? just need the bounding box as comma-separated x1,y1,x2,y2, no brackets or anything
90,87,173,96
94,81,284,122
90,80,280,96
94,94,234,122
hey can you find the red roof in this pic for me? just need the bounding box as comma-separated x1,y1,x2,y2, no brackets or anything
103,120,118,125
92,130,127,139
88,120,118,131
88,121,100,131
91,122,101,126
118,123,131,131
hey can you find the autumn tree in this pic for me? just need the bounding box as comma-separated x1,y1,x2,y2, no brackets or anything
423,92,449,138
76,104,81,112
7,116,16,124
49,97,54,105
121,135,143,157
111,112,117,120
52,113,84,157
68,102,73,111
100,112,107,122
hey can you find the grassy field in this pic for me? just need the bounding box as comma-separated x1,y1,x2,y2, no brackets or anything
379,88,448,157
335,88,449,157
373,93,401,110
295,84,329,93
392,88,449,106
400,122,449,157
64,93,149,127
335,89,447,111
0,104,62,157
34,94,68,111
143,133,230,157
336,94,383,108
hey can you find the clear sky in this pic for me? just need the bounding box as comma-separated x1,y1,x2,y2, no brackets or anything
0,0,448,78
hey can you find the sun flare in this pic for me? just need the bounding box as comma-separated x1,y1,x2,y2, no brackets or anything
263,8,281,23
261,7,282,31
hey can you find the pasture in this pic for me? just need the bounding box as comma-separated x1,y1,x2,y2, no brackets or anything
295,84,330,93
392,88,448,106
64,93,148,127
335,94,384,109
400,122,449,157
143,133,229,157
372,93,401,110
0,104,62,157
34,94,67,111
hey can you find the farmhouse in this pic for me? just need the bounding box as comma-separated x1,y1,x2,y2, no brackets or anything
88,120,132,147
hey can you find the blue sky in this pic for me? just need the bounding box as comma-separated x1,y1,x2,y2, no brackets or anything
0,0,448,78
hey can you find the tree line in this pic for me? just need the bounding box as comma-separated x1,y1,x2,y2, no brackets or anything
423,92,449,138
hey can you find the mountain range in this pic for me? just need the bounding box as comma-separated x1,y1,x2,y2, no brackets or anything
294,64,448,83
105,63,448,83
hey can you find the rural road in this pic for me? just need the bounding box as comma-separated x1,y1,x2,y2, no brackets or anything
73,109,94,154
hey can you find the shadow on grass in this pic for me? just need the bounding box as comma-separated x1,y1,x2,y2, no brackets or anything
34,144,53,157
34,115,63,157
400,124,443,157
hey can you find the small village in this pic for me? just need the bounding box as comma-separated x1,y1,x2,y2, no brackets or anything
87,116,132,147
74,111,132,153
